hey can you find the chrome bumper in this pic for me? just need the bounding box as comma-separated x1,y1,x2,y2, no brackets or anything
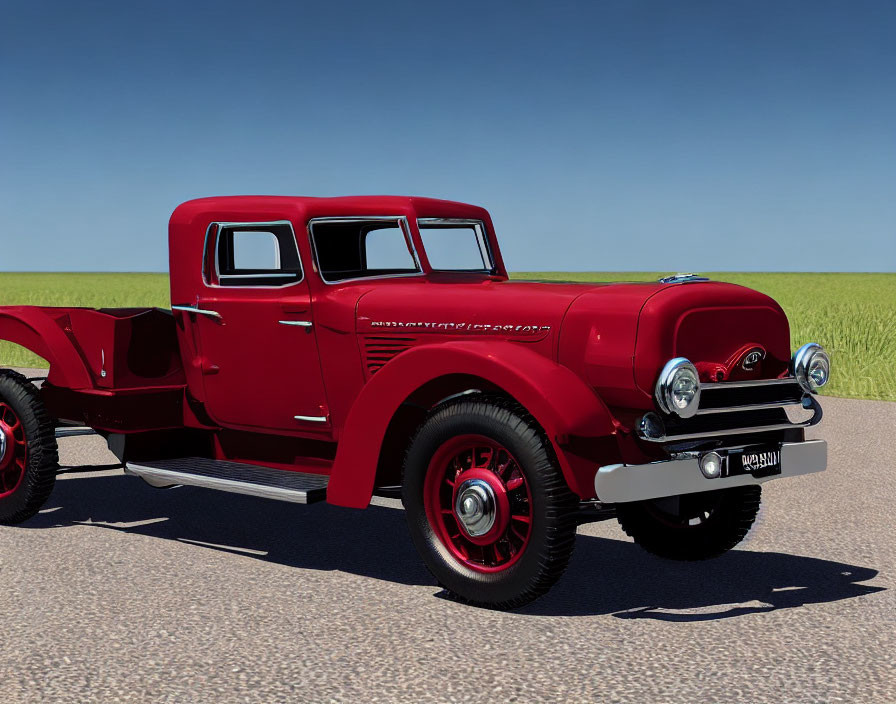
594,439,827,504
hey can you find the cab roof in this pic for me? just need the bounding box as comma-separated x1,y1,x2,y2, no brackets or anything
170,195,491,226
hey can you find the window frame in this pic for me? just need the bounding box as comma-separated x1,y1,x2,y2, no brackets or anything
416,218,495,274
307,215,423,285
202,220,305,289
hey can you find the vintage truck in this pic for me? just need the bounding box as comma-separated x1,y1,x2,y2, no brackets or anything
0,196,830,608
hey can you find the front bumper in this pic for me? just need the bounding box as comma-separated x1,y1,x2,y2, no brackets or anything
594,439,827,504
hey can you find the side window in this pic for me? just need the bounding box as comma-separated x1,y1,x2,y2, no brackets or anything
310,218,420,283
213,223,303,287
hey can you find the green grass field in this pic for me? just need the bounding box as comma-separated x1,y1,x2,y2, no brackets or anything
1,272,894,401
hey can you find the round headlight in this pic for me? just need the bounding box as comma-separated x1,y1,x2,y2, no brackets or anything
655,358,701,418
793,343,831,393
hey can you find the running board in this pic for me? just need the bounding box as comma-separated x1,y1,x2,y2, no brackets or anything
124,457,329,504
56,426,97,438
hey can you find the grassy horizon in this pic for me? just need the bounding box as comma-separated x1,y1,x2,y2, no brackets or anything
1,271,894,402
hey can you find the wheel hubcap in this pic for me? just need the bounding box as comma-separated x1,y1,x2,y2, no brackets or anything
454,479,497,537
423,434,533,573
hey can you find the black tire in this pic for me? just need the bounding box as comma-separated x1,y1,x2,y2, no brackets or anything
0,369,58,525
402,396,578,610
616,485,761,561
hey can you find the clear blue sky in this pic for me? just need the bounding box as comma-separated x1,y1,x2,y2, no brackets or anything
1,1,894,272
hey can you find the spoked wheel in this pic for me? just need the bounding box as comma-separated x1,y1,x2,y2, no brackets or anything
423,435,533,573
0,370,58,525
616,485,762,561
403,396,578,610
0,401,28,498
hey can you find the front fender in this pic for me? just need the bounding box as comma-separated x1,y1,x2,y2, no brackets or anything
327,341,615,508
0,307,93,389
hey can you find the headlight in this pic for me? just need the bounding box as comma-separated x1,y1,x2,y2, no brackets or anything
655,357,701,418
793,343,830,393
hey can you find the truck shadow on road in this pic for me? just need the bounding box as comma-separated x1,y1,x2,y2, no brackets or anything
24,471,884,620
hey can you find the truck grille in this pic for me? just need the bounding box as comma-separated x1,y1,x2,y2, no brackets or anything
639,377,821,444
697,378,806,415
363,336,416,374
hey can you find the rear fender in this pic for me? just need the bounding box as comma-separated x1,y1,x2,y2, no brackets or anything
327,341,615,508
0,308,93,389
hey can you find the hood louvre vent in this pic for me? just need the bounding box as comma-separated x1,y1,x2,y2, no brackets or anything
363,336,416,374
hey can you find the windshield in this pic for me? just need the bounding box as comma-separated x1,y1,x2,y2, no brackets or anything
417,219,493,272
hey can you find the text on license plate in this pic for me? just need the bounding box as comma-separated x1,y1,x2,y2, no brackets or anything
741,449,781,473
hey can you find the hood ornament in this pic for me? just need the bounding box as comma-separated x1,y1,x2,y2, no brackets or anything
658,273,710,285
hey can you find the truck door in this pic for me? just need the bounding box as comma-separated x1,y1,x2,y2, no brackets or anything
185,220,330,434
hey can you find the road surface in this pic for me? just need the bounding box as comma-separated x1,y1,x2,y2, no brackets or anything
0,370,893,703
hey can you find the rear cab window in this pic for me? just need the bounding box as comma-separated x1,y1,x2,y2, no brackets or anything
206,221,303,287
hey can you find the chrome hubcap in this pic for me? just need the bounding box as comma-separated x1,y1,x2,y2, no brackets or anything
454,479,497,537
0,428,7,467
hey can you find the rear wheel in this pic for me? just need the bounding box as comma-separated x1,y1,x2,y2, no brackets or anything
402,397,578,609
0,370,58,525
616,485,761,560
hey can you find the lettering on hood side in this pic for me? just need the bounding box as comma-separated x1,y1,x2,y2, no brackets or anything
369,321,551,334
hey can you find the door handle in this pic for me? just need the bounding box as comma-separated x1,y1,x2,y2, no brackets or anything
172,305,224,322
278,320,313,329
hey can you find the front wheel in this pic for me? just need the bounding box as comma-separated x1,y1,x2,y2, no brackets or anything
402,397,578,610
616,485,762,561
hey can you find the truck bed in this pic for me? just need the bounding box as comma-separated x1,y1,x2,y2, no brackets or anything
35,306,186,390
0,305,188,432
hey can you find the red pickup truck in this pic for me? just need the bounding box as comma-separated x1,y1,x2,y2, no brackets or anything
0,195,830,608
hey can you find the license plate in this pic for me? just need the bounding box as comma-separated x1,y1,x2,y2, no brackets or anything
728,445,782,478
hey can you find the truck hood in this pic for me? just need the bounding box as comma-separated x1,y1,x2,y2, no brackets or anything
355,279,665,341
354,278,665,375
355,278,790,410
558,281,790,409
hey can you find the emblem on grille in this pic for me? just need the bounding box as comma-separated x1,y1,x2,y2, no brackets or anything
741,348,766,370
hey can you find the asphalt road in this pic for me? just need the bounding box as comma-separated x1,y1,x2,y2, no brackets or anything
1,369,893,703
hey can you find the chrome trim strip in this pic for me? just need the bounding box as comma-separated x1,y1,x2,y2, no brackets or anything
202,220,305,290
278,320,313,327
701,377,800,390
641,419,816,442
695,399,806,415
294,414,328,423
307,216,424,285
218,273,298,280
125,463,318,504
595,440,827,504
172,305,223,321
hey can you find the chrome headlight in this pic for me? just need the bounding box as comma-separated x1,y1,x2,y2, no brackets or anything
793,343,830,393
655,358,701,418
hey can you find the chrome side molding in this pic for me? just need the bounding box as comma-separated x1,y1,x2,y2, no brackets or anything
172,305,224,321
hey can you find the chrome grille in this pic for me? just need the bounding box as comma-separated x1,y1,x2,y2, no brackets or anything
639,376,821,443
696,378,805,415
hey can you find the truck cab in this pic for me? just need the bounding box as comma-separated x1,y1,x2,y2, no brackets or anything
0,195,830,609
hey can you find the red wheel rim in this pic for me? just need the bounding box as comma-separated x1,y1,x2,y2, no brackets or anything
0,402,27,499
423,434,533,573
